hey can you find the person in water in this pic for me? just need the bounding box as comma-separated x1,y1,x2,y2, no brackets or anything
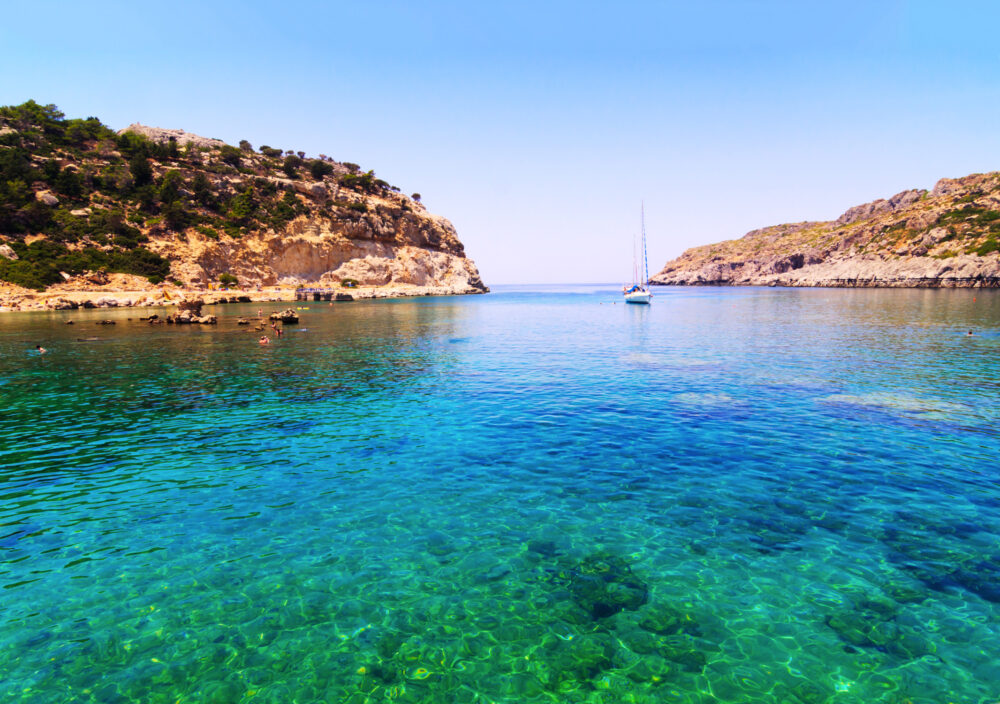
259,335,270,345
35,345,46,354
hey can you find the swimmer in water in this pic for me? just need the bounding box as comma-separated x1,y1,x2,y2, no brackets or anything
35,345,46,354
259,335,270,345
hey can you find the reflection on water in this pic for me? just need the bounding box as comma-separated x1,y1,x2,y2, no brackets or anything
1,286,999,703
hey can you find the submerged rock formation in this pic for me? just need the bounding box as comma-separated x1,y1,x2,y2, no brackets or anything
651,172,1000,287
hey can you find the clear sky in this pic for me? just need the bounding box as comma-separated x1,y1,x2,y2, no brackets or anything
3,1,999,283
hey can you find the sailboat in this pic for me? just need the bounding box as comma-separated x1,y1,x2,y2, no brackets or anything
623,204,652,304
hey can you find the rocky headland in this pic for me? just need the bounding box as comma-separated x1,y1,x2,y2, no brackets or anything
651,172,1000,287
0,101,486,311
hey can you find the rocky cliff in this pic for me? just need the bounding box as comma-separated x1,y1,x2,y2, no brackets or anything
651,172,1000,287
0,101,486,299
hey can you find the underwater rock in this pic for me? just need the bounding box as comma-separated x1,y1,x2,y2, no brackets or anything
624,653,673,684
424,530,456,557
527,539,559,558
952,558,1000,603
616,626,661,655
543,632,615,682
638,603,702,637
563,552,649,620
656,637,708,673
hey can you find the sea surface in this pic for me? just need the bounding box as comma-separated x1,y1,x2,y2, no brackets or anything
1,285,999,704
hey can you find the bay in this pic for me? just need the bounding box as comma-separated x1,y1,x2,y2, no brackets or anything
1,285,998,703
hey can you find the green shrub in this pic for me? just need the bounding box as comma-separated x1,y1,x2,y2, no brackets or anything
219,145,243,167
340,278,359,288
282,155,302,178
162,201,189,230
129,154,152,187
309,159,334,180
196,224,219,240
975,237,999,256
158,170,183,204
218,272,238,286
0,240,169,289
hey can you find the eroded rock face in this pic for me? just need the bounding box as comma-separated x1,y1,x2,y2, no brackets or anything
652,172,1000,288
153,212,487,295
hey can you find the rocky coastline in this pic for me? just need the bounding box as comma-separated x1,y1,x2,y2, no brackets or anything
0,280,478,313
651,172,1000,288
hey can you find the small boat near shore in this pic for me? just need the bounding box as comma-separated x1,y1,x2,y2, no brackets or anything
623,204,652,304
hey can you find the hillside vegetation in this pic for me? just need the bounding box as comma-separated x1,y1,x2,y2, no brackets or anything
0,100,448,291
651,173,1000,287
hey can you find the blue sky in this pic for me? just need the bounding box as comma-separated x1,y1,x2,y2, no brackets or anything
3,1,999,283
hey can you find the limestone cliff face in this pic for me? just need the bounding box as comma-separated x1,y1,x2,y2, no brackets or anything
651,172,1000,288
151,194,485,293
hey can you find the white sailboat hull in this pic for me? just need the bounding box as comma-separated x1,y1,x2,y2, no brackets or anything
624,290,651,304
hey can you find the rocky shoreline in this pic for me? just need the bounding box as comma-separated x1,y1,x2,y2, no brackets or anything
652,253,1000,288
651,172,1000,288
0,282,487,313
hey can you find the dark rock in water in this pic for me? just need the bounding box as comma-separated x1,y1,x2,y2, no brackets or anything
237,317,250,325
660,643,707,673
64,320,74,324
97,320,116,325
424,530,456,557
885,584,928,604
638,603,702,636
366,661,399,684
952,558,1000,602
270,309,299,324
375,629,406,660
563,552,648,620
335,292,354,301
539,632,614,684
617,626,661,655
527,539,559,558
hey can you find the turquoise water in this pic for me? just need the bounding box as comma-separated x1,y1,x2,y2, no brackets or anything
1,285,999,703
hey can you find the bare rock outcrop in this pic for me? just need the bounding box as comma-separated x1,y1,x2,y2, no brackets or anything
118,124,226,149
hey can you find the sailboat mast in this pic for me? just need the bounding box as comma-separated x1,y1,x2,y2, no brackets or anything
632,223,638,285
641,202,649,285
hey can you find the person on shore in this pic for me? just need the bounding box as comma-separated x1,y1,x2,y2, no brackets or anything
35,345,46,354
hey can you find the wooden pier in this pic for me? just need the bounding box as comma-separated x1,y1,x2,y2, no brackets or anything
294,288,355,302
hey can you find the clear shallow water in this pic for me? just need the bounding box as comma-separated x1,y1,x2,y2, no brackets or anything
1,285,999,704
